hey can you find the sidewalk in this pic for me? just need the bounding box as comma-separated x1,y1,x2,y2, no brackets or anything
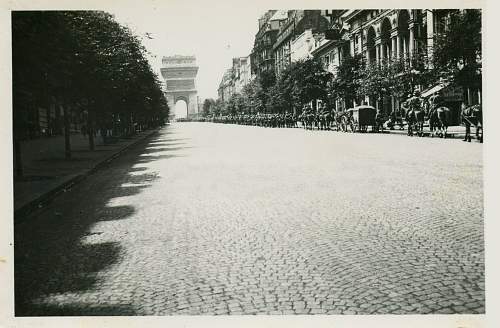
14,128,161,219
383,124,481,140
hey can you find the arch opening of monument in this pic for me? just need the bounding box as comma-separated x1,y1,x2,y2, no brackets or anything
161,55,199,120
174,99,188,119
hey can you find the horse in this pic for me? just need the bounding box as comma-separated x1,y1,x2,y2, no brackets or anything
405,108,416,136
464,104,483,142
334,111,348,132
413,108,425,136
427,107,442,138
341,112,355,133
436,106,452,138
318,112,330,130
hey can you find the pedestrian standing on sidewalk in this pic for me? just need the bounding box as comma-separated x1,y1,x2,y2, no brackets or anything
461,102,472,142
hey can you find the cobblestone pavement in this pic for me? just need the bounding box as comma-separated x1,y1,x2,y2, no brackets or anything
15,123,484,316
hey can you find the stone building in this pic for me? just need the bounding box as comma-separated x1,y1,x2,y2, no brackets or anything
217,68,234,102
233,56,252,94
310,9,480,116
310,10,351,110
217,55,253,103
217,9,480,118
273,10,330,76
250,10,284,78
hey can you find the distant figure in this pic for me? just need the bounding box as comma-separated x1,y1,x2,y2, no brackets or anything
461,102,472,142
375,108,384,132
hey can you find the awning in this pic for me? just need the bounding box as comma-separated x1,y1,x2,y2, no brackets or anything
269,10,288,21
421,84,446,98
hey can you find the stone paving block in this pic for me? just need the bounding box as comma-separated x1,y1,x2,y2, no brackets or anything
14,123,484,316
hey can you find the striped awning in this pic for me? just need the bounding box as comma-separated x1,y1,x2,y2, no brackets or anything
421,84,446,98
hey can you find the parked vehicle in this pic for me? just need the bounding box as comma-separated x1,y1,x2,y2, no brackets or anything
346,106,377,132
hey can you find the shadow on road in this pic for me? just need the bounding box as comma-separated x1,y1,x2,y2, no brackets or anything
14,128,188,316
141,147,192,156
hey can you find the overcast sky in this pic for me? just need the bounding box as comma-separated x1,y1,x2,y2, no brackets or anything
108,3,265,101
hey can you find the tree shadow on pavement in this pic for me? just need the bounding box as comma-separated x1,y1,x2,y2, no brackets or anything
135,154,185,164
148,137,188,143
148,141,187,147
141,146,192,154
14,129,186,316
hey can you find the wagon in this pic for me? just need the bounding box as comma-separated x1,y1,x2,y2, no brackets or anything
347,105,377,132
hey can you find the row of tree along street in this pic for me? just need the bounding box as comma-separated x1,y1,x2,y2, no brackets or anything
200,10,481,127
12,11,170,177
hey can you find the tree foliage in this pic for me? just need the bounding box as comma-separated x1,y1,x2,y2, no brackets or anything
241,80,264,113
226,93,245,115
357,60,393,100
264,58,332,114
212,98,226,116
12,11,169,141
202,98,216,116
328,54,363,108
432,9,482,90
288,58,332,108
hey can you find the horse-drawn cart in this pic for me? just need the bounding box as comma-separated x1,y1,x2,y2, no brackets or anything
347,106,377,132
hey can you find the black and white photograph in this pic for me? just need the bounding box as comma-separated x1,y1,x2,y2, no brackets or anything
1,0,498,327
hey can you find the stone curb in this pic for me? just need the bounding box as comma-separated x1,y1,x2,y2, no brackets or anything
14,128,161,222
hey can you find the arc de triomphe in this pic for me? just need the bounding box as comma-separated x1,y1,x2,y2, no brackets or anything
160,55,199,118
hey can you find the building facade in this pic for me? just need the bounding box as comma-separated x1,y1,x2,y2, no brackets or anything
233,56,252,94
273,10,330,76
217,55,254,103
309,9,480,115
250,10,283,78
217,68,234,102
217,9,480,117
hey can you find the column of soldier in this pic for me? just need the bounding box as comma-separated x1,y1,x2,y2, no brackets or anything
208,103,337,130
205,94,482,142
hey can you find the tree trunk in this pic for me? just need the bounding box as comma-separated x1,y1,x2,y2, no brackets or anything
130,113,135,136
88,109,95,151
63,102,72,159
14,137,23,177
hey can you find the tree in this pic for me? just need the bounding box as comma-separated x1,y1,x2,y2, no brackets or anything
432,9,482,92
202,98,216,117
327,54,363,109
287,58,332,110
241,80,264,114
212,98,226,116
12,11,167,175
266,83,287,114
358,59,401,108
226,93,245,115
257,70,276,112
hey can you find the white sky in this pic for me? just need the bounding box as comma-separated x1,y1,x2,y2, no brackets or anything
108,3,265,101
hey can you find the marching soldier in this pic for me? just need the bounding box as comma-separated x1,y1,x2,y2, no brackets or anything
405,90,423,136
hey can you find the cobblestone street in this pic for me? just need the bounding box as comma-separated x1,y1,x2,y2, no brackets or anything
14,122,484,316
